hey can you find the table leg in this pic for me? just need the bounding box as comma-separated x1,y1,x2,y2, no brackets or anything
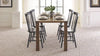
64,22,67,51
36,22,40,51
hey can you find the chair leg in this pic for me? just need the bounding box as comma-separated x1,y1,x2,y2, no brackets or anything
61,34,64,48
42,26,47,41
57,25,60,36
27,40,30,48
58,32,60,41
43,33,46,41
59,34,62,43
71,33,74,42
40,35,43,48
57,26,62,40
68,33,72,40
42,34,45,43
32,32,36,41
41,27,46,40
27,37,30,48
44,26,47,37
27,33,31,48
72,33,77,48
58,33,60,40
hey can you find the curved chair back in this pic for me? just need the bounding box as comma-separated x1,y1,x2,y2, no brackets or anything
71,12,78,32
25,12,34,32
59,9,73,26
30,9,36,27
67,9,73,27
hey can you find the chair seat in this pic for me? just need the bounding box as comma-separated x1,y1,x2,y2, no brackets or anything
34,24,45,27
61,27,73,33
29,27,44,33
59,23,69,27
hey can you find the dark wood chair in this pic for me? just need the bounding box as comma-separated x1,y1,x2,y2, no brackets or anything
60,12,79,48
30,9,47,38
57,9,74,40
25,12,45,48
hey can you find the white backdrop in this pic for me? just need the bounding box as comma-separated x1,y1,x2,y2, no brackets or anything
22,0,74,21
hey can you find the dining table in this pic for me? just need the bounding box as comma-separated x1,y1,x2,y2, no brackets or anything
36,17,67,51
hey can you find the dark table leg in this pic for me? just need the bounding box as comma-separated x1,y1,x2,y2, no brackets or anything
64,21,67,51
36,22,40,51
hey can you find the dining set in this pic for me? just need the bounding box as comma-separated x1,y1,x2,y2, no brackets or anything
25,9,78,51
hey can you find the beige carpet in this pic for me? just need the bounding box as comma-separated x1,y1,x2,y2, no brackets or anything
0,24,100,56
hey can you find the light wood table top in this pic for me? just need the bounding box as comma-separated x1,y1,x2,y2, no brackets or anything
36,18,67,23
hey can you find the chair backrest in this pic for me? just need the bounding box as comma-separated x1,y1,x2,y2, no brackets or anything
67,9,73,27
30,9,36,27
30,9,43,26
70,12,78,32
25,12,34,32
59,9,73,26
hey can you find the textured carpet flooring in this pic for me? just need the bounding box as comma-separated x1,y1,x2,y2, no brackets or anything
0,24,100,56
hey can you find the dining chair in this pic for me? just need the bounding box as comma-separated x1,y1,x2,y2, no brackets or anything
57,9,74,40
25,12,45,48
60,12,78,48
30,9,47,38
